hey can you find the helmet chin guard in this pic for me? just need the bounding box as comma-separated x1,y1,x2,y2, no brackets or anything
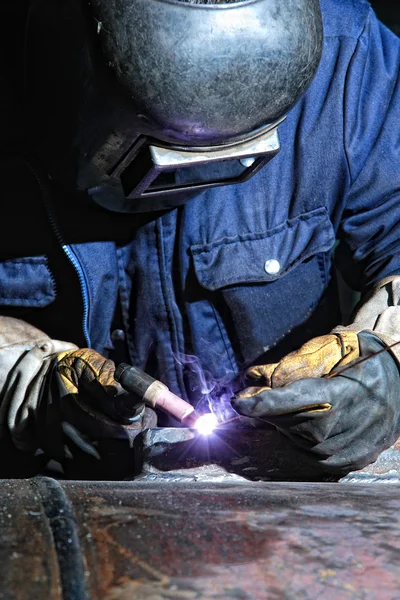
25,0,323,211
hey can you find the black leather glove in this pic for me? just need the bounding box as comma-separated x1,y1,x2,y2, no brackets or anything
38,348,157,479
232,332,400,475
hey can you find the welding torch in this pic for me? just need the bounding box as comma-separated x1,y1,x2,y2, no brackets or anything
115,363,200,427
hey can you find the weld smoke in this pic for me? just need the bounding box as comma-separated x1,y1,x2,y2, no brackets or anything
174,352,240,423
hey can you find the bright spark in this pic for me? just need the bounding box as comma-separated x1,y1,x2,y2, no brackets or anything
195,413,219,436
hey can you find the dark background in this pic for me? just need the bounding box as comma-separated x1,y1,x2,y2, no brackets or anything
370,0,400,34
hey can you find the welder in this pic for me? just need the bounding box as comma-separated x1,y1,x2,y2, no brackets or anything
0,0,399,479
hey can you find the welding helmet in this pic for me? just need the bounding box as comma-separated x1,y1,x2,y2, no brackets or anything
24,0,323,212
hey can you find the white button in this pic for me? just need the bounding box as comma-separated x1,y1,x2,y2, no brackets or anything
264,259,281,275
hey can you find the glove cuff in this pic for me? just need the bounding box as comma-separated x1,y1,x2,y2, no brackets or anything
333,275,400,364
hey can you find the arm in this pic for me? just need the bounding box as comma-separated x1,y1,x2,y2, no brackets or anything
338,9,400,289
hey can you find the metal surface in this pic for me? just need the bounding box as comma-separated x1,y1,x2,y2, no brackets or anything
140,427,400,483
140,426,337,483
2,478,400,599
341,438,400,483
1,431,400,598
68,481,400,600
0,479,62,600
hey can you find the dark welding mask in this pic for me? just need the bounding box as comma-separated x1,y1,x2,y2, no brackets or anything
24,0,323,213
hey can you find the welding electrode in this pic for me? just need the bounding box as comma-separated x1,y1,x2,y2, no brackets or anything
114,363,199,427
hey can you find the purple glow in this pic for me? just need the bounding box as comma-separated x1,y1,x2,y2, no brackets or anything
195,413,219,436
174,352,238,424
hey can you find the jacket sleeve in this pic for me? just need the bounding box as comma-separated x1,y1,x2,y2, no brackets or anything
339,9,400,290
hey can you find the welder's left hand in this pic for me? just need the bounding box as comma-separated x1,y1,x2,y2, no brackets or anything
232,331,400,475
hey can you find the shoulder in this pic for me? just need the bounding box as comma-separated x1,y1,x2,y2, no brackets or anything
319,0,372,39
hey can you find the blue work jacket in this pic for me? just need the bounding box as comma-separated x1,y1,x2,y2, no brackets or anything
1,0,400,409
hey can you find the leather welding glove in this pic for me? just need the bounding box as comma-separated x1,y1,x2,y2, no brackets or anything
232,277,400,475
0,317,156,478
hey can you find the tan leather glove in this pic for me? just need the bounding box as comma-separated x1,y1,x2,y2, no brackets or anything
246,330,359,391
57,348,147,424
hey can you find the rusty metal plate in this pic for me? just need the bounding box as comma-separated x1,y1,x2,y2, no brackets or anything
0,479,62,600
64,481,400,600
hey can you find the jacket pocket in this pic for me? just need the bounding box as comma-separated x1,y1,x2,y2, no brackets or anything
0,256,56,307
191,207,335,290
190,207,336,365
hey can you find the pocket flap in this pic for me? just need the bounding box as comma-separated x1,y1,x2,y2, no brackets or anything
0,256,56,307
191,207,335,291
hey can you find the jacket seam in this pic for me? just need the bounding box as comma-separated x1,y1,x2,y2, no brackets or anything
71,245,94,314
0,295,54,302
324,33,366,40
196,241,334,290
209,301,238,374
156,218,186,396
116,245,138,365
191,208,329,255
0,259,48,265
323,5,371,42
342,15,370,189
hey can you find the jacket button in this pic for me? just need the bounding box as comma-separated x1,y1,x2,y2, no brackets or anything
264,259,281,275
111,329,125,343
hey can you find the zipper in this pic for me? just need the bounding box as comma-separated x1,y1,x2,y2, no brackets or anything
24,161,92,347
60,244,92,347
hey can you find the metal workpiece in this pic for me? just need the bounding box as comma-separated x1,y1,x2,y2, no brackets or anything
0,479,62,600
0,478,88,600
68,481,400,599
2,478,400,599
341,438,400,484
1,433,400,599
140,426,337,483
140,427,400,484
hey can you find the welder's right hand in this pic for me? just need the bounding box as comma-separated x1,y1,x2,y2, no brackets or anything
55,347,147,429
0,317,156,478
47,348,157,468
